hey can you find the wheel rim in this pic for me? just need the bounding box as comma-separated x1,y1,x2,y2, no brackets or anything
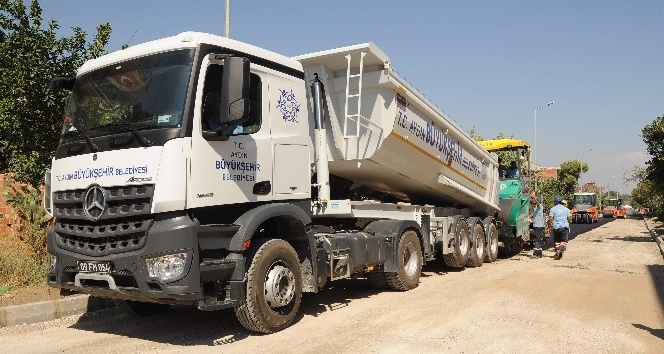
489,228,498,255
264,262,295,309
475,227,485,255
403,241,419,277
458,223,469,255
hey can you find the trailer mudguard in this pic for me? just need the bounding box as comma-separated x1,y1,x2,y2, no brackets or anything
363,219,422,272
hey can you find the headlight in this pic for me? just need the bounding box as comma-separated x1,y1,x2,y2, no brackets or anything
49,254,57,271
145,253,188,282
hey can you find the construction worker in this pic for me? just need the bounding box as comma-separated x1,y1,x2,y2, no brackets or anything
548,196,572,260
506,161,520,178
530,195,545,258
498,157,507,178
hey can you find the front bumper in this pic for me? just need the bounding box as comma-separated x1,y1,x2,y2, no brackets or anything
47,212,240,305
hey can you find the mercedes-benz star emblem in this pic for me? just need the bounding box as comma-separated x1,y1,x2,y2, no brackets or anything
83,185,107,221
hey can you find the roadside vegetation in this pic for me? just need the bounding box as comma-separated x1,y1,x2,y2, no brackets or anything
0,179,51,288
629,114,664,218
0,0,111,291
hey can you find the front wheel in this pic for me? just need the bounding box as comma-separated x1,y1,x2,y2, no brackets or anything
234,239,302,333
385,230,422,291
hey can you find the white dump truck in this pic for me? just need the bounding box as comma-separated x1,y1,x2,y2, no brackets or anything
45,32,501,333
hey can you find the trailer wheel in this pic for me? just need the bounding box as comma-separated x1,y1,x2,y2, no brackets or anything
483,221,499,263
443,218,471,268
465,220,485,267
234,239,302,333
385,230,422,291
113,299,170,316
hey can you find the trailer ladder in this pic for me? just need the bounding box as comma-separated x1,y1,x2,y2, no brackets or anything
343,51,367,138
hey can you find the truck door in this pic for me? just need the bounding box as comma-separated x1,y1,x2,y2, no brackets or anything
188,56,272,209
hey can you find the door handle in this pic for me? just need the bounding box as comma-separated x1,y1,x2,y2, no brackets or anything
253,180,271,195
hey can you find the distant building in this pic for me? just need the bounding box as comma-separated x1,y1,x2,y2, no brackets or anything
580,181,600,193
539,167,559,180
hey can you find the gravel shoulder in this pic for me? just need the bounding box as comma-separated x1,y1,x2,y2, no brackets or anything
1,218,663,353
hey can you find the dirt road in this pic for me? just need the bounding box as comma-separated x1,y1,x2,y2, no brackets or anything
1,218,663,353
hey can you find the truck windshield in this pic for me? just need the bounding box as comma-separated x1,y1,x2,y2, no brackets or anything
574,195,595,205
61,49,194,141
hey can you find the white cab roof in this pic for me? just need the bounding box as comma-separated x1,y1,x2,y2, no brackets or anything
78,32,303,75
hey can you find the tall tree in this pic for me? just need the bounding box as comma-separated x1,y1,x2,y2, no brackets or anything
638,115,664,217
0,0,111,187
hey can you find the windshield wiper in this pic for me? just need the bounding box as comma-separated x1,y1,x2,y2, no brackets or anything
64,128,100,152
92,122,153,147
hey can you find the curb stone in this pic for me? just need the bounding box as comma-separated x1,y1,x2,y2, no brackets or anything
0,295,115,327
644,218,664,258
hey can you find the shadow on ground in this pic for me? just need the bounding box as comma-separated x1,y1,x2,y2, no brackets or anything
70,265,462,346
633,323,664,341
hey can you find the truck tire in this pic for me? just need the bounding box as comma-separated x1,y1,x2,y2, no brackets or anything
234,239,302,333
385,230,422,291
483,221,499,263
465,218,485,268
367,270,389,289
443,218,470,268
113,299,170,316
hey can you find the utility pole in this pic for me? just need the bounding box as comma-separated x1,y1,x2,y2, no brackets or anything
225,0,231,38
533,100,554,192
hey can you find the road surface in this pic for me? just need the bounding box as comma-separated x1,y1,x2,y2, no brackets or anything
1,217,662,353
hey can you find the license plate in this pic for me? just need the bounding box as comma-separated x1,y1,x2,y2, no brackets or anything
78,261,112,274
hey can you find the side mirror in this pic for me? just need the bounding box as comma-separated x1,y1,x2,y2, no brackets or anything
220,57,250,126
47,77,76,93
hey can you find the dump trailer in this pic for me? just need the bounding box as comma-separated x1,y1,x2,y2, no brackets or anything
476,139,532,255
571,192,598,223
45,32,502,333
602,198,626,218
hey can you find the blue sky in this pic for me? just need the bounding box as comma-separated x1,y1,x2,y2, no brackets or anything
39,0,664,193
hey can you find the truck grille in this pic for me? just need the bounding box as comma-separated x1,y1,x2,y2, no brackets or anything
55,219,152,256
53,185,154,221
52,184,155,256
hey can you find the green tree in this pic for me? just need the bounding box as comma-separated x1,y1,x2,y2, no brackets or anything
641,115,664,189
531,160,582,208
0,0,111,187
632,116,664,217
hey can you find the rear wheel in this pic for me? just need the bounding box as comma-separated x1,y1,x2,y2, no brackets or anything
113,299,170,316
234,239,302,333
443,218,471,267
385,230,422,291
483,220,499,263
465,219,485,267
